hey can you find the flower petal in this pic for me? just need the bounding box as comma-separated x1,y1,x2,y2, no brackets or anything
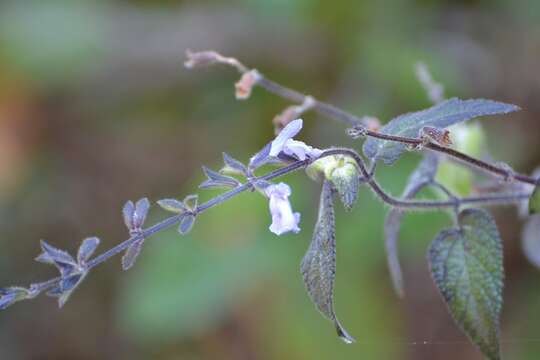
269,119,303,157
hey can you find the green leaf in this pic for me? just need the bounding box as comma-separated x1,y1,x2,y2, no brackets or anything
300,180,355,344
529,184,540,214
428,208,503,360
363,98,519,165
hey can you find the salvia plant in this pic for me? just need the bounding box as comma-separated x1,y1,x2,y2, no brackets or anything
2,50,540,360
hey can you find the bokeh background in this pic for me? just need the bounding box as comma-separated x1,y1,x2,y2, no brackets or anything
1,0,540,359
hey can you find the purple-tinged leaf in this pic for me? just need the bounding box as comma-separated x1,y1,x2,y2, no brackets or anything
122,239,144,271
385,154,439,297
122,200,136,231
221,152,247,175
0,291,17,310
46,273,87,308
363,98,520,165
300,181,355,344
157,199,186,214
522,215,540,269
249,142,272,170
0,287,35,310
429,208,503,360
199,166,240,189
77,237,100,265
133,198,150,229
36,240,77,276
178,214,196,235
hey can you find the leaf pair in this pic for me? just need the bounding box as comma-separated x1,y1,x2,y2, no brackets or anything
300,180,355,344
122,198,150,271
157,194,198,235
35,237,100,307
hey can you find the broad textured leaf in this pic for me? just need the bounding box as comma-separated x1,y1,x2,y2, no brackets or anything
428,208,503,360
363,98,519,165
522,215,540,268
122,239,144,271
300,181,355,344
530,184,540,214
385,154,439,297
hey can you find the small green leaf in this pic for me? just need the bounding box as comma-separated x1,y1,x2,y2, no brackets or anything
529,184,540,214
363,98,519,165
300,180,355,344
428,208,503,360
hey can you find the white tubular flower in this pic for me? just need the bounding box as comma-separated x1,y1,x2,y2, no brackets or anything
265,182,301,235
269,119,322,161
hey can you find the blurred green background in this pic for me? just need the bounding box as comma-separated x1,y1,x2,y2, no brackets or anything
1,0,540,359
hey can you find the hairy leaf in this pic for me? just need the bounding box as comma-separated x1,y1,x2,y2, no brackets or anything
530,184,540,214
249,142,271,170
363,98,519,165
385,154,439,297
178,214,196,235
428,208,503,360
122,239,144,271
157,199,186,214
0,287,35,310
300,181,355,344
49,272,86,308
122,201,136,230
221,152,247,176
35,240,77,276
200,166,241,189
133,198,150,229
522,215,540,269
77,237,100,265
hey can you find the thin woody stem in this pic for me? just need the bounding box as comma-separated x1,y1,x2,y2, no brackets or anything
186,50,537,186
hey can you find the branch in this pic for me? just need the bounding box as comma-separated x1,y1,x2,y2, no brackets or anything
184,50,537,186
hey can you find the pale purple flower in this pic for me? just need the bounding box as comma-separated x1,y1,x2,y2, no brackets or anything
269,119,322,161
265,182,301,235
